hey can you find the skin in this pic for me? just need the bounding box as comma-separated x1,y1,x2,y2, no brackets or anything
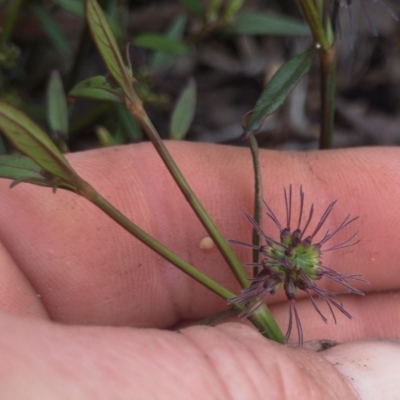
0,142,399,399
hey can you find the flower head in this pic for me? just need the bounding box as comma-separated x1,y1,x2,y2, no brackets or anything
228,186,368,346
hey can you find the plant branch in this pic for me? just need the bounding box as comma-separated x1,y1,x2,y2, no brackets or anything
134,112,285,342
81,181,286,342
80,183,235,300
319,41,337,149
297,0,329,50
249,135,262,276
297,0,336,148
249,307,286,343
128,109,249,289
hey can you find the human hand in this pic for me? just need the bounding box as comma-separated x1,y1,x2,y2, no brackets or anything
0,142,399,399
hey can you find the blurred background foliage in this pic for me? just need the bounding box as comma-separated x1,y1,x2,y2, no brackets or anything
0,0,399,154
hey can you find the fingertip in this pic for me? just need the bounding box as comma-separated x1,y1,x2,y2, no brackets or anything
323,339,400,400
183,323,357,399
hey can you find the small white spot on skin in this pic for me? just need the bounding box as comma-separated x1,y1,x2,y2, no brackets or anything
199,236,215,250
315,43,322,49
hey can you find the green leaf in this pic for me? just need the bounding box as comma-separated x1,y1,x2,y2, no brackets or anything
229,12,310,36
85,0,137,103
0,155,44,182
31,6,72,58
0,154,78,190
68,76,124,103
243,49,315,137
151,16,187,70
0,101,81,184
177,0,203,18
133,34,189,56
47,70,69,139
52,0,84,17
169,78,197,140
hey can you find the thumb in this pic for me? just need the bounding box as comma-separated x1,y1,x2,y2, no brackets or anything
323,340,400,400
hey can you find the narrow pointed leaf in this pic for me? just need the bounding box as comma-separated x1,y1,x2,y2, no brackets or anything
69,76,124,103
229,12,310,36
0,154,44,181
85,0,136,103
169,78,197,140
0,101,79,182
132,34,189,56
47,70,69,138
243,49,315,137
0,154,78,191
151,16,187,70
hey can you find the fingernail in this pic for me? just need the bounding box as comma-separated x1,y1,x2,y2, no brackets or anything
323,339,400,400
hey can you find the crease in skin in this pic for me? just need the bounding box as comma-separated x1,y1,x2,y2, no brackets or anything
0,239,49,319
218,329,264,398
184,325,262,399
180,327,233,399
193,323,358,399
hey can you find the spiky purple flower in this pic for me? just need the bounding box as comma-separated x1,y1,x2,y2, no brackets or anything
228,186,368,346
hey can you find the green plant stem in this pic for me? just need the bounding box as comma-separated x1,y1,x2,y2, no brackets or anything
199,305,285,343
297,0,336,148
133,113,285,342
315,0,324,17
83,0,284,342
319,42,337,149
137,112,249,289
247,137,285,343
83,183,285,342
118,102,287,341
297,0,329,50
249,135,262,276
83,185,235,300
249,306,285,343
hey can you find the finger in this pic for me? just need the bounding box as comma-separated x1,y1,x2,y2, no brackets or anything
0,144,399,329
323,339,400,400
0,313,358,400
